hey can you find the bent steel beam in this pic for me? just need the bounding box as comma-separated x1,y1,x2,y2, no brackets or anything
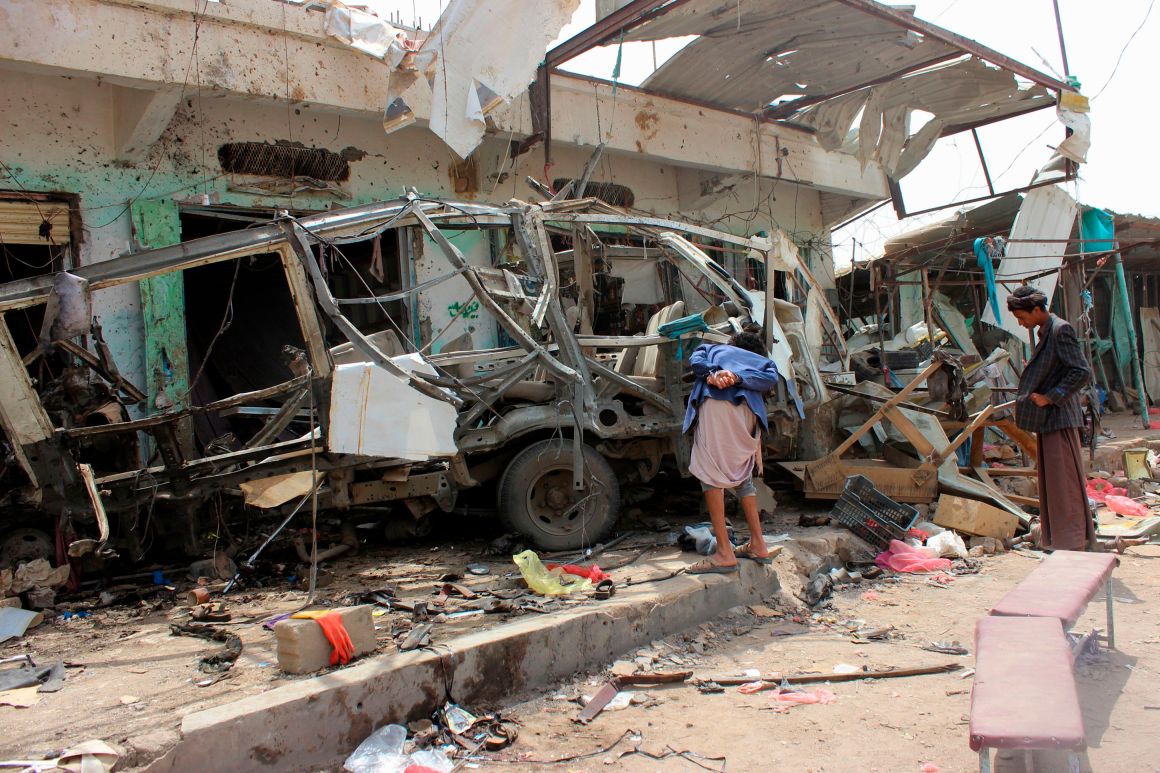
281,219,465,409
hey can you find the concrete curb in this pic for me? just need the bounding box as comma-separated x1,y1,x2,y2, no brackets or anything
142,558,780,772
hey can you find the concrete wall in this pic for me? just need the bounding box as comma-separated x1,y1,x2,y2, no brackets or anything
0,0,889,409
0,70,838,401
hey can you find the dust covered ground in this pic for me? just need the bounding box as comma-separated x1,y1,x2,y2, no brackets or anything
2,473,1159,772
483,537,1160,773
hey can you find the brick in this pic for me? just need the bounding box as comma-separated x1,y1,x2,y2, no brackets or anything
274,606,376,675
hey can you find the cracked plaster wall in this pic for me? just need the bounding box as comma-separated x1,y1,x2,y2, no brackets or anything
7,70,806,394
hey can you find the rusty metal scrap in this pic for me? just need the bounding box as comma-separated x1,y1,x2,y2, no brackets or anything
0,194,817,560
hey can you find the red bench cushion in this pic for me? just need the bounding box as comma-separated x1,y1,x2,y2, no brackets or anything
970,616,1085,751
990,550,1116,628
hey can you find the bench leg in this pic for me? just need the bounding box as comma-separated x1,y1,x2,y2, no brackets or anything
1068,752,1082,773
1105,576,1116,650
979,747,992,773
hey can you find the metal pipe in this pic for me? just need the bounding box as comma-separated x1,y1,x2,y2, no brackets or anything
1113,250,1152,427
1053,0,1072,77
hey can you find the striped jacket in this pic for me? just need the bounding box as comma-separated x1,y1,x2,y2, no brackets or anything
1014,314,1090,433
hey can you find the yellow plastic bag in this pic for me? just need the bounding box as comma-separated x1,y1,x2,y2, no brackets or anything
512,550,592,596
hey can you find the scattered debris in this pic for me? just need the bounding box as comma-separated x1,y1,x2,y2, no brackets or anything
923,641,970,656
0,608,43,644
574,680,621,725
170,623,243,673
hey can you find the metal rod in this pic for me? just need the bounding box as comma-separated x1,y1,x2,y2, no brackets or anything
1113,248,1152,427
831,0,1072,92
544,0,694,67
224,477,324,593
1053,0,1072,77
897,174,1077,220
972,129,995,196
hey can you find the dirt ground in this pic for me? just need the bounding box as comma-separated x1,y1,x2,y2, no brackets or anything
483,538,1160,773
3,438,1159,772
0,476,724,766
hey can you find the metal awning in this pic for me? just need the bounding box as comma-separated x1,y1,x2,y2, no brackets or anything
546,0,1068,180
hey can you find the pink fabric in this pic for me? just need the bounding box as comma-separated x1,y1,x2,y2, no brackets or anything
689,397,760,489
1086,478,1126,504
770,688,837,706
875,540,952,573
1105,495,1150,517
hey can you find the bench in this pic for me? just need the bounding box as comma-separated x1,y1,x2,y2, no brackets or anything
990,550,1119,652
971,616,1085,773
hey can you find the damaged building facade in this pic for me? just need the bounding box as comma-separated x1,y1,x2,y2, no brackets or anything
0,0,1074,568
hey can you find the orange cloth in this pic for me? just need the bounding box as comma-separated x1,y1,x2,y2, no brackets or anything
291,610,354,665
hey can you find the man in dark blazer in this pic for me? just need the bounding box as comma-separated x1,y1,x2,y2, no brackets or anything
1007,284,1095,550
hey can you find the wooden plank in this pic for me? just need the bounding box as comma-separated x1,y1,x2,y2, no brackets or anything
959,466,1038,477
204,375,310,412
803,461,938,503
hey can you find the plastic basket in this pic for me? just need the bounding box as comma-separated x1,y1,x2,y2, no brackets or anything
841,475,920,530
831,495,907,551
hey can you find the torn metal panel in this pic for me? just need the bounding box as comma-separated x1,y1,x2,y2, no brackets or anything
991,184,1078,342
798,58,1052,178
0,195,824,556
328,357,458,460
389,0,580,158
324,1,411,65
591,0,1057,178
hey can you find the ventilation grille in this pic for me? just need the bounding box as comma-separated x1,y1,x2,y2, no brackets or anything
218,142,350,182
552,179,635,208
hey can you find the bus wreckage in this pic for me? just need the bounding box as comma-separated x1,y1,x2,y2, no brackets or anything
0,193,840,568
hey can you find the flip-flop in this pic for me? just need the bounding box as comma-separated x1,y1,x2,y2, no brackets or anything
735,543,782,565
686,559,739,575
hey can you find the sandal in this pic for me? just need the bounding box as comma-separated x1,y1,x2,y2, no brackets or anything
735,543,782,565
686,558,739,575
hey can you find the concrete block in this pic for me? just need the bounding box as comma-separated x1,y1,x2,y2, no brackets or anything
274,606,376,675
142,559,779,773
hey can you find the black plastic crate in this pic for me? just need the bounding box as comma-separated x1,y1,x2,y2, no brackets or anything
841,475,921,530
831,495,908,551
881,348,921,369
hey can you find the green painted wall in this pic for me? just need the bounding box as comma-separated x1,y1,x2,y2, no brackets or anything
130,200,191,449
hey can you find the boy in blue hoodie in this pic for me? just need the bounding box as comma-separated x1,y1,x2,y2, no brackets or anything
682,329,780,573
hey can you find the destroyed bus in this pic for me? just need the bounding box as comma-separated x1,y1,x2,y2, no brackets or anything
0,194,840,570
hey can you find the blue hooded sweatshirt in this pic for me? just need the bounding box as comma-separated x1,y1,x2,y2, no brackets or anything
682,343,800,433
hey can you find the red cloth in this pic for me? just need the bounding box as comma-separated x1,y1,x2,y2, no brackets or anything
315,613,355,666
545,563,610,582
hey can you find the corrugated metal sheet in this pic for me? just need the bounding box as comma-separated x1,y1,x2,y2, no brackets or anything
637,1,961,112
613,0,1053,178
0,199,70,245
992,184,1078,340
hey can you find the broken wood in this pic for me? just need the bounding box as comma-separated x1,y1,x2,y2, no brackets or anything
619,671,693,686
574,679,620,724
703,662,962,688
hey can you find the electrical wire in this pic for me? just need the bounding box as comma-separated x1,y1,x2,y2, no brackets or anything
179,255,242,403
1091,0,1155,100
90,0,215,230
